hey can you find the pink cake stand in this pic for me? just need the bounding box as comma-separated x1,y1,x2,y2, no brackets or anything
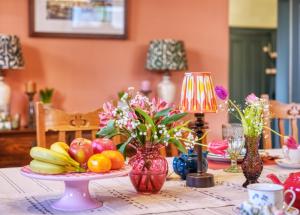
20,165,130,212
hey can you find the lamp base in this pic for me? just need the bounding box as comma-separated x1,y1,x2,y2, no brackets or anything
0,75,11,114
186,172,215,188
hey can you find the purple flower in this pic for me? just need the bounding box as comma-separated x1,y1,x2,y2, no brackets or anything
245,93,259,104
215,86,228,100
284,136,299,149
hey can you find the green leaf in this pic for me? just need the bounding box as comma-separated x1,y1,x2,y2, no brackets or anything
169,138,187,153
136,124,146,144
135,108,156,132
137,124,147,132
161,113,187,125
118,91,125,99
118,137,133,156
97,120,116,137
168,120,192,134
154,107,173,119
105,132,120,139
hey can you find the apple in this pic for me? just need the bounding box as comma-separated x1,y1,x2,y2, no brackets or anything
68,138,93,164
91,138,116,154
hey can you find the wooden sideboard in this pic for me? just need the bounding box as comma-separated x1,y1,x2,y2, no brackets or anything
0,128,35,168
0,128,58,168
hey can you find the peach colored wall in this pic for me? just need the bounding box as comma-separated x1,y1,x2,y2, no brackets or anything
0,0,228,140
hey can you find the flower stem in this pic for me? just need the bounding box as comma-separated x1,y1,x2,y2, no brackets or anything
228,100,245,122
263,126,285,137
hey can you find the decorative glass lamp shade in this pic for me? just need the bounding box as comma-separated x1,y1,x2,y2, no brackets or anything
180,72,217,113
0,35,24,70
145,39,188,71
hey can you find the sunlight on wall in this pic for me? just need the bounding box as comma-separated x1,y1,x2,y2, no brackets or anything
229,0,277,28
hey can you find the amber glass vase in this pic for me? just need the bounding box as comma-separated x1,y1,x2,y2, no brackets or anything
129,144,168,194
241,135,263,187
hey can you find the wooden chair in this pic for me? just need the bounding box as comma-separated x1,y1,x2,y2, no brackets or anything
159,144,180,157
262,94,300,149
35,102,101,148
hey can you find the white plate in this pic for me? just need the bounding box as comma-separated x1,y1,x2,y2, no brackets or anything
275,159,300,169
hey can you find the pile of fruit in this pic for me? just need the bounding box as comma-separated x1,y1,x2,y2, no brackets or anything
29,138,125,175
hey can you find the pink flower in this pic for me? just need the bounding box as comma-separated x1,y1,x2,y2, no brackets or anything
152,97,169,112
284,136,298,149
245,93,259,104
130,93,149,109
215,86,228,100
208,140,228,156
169,108,181,116
128,112,138,120
99,102,114,128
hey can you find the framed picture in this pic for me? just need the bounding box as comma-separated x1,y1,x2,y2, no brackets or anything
29,0,127,39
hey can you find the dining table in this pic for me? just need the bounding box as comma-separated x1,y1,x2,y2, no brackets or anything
0,149,296,215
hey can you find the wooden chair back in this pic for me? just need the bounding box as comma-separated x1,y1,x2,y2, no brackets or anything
262,94,300,149
159,144,180,157
35,102,100,148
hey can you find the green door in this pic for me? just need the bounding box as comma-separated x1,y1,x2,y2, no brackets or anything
229,28,276,115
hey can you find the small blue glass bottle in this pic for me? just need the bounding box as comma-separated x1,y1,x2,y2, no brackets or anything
173,149,208,180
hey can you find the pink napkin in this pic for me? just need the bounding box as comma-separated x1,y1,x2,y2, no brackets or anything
208,140,228,156
284,136,299,149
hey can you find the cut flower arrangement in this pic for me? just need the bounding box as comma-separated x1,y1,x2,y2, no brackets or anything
97,87,202,154
97,88,206,193
214,86,299,187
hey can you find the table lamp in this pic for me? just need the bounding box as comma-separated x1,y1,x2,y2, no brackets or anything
146,39,188,103
180,72,217,188
0,35,24,114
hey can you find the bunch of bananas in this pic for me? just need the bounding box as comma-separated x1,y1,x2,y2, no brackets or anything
30,142,85,174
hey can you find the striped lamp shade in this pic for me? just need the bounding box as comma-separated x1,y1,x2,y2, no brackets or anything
180,72,217,113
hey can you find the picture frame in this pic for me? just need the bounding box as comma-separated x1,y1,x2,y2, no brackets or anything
29,0,127,39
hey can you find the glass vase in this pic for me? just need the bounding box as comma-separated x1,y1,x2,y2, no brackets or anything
173,150,208,180
241,135,263,187
129,144,168,194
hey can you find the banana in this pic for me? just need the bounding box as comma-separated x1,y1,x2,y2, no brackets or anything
30,147,79,167
30,160,67,174
50,142,70,157
30,159,86,174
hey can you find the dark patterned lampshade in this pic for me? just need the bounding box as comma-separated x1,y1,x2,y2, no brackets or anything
146,39,188,71
0,35,24,70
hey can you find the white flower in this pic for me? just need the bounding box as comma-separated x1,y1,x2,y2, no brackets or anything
175,131,182,137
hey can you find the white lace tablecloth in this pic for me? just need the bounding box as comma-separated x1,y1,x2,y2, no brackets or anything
0,149,295,215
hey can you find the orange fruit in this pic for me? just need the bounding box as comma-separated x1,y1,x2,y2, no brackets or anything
101,150,125,170
87,154,111,173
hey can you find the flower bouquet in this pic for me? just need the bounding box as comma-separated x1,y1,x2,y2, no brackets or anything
215,87,265,187
97,88,199,193
214,86,299,187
